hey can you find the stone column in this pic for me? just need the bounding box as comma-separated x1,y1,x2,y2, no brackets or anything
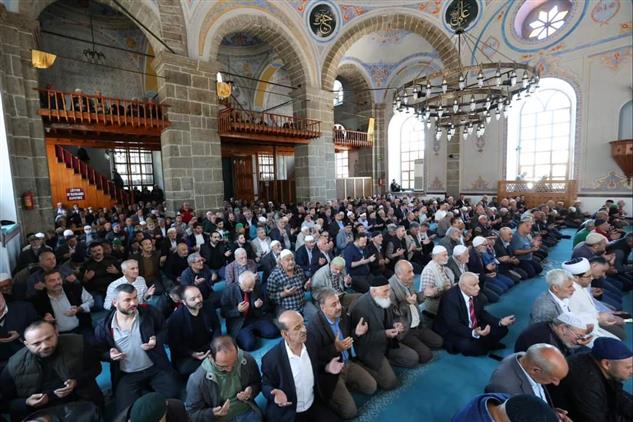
446,136,460,197
373,103,387,194
0,7,52,235
294,85,336,202
154,52,223,213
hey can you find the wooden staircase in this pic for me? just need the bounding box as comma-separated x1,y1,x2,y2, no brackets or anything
48,143,134,208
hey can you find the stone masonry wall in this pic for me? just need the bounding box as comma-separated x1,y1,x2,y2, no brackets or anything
0,6,52,234
154,52,223,213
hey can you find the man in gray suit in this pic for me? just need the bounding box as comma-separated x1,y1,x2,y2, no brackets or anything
485,343,572,421
531,269,576,323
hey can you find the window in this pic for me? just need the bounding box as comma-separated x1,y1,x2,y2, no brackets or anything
507,78,576,181
257,153,275,181
333,79,344,107
335,151,349,178
113,147,154,190
388,111,425,190
520,0,571,40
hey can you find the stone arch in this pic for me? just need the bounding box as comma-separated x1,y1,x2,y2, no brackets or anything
321,11,461,91
335,62,373,113
20,0,166,55
199,8,318,89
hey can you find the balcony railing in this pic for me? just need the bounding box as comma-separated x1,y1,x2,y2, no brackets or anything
54,144,134,205
333,128,372,148
219,108,320,142
37,88,170,133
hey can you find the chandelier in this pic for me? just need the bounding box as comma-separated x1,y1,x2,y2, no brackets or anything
82,4,106,64
392,0,539,142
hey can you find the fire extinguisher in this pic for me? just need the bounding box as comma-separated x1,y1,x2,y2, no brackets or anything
22,191,34,210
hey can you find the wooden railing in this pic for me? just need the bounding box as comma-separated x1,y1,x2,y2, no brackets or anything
218,108,321,141
37,88,170,131
498,179,577,208
54,144,134,205
333,128,372,148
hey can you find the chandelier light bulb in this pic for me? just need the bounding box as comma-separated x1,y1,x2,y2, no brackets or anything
467,122,474,135
485,96,491,110
459,74,466,90
510,70,517,87
435,127,442,140
438,105,444,118
477,123,485,137
522,72,529,88
485,111,491,123
477,71,484,88
452,99,459,113
497,100,504,112
442,78,448,93
495,69,501,86
495,110,501,120
469,96,476,112
426,82,432,96
424,107,431,120
426,120,432,129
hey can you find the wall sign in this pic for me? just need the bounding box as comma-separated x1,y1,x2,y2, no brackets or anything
306,1,340,42
66,187,85,201
445,0,479,33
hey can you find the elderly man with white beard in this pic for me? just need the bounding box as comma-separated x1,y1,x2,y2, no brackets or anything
419,245,455,317
349,276,418,391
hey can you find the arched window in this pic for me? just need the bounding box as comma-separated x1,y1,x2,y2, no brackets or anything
388,111,425,190
619,100,632,139
507,78,576,181
333,79,344,107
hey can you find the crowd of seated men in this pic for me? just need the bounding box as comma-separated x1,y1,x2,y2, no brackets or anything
0,194,631,422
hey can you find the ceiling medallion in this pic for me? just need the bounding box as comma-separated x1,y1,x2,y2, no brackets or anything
393,0,539,142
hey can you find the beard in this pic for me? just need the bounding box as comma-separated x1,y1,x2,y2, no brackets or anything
372,296,392,309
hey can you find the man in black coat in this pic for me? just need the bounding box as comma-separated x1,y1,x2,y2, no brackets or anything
166,286,217,378
307,288,377,419
220,271,278,351
261,241,282,283
295,236,321,279
32,270,94,339
199,231,229,279
0,292,39,372
514,312,592,356
549,337,633,422
0,320,103,421
261,310,342,422
349,276,418,390
94,283,181,412
433,272,515,356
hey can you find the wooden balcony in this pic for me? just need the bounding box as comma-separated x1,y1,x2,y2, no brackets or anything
333,128,372,149
218,108,320,145
36,88,169,147
498,179,577,208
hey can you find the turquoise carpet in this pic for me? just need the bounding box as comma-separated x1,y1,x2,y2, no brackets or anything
96,229,632,421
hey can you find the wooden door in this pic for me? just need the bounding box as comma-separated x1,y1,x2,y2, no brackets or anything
232,156,254,201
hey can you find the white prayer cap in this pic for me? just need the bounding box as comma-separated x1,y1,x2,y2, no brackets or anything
301,225,310,233
63,229,74,238
472,236,488,247
461,206,468,211
83,225,92,232
569,206,576,213
555,312,587,330
140,221,147,225
561,257,590,275
35,232,45,239
453,245,468,257
0,273,10,282
258,216,267,223
347,211,354,217
585,232,607,246
304,235,315,242
432,245,447,255
270,240,281,248
279,249,294,260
